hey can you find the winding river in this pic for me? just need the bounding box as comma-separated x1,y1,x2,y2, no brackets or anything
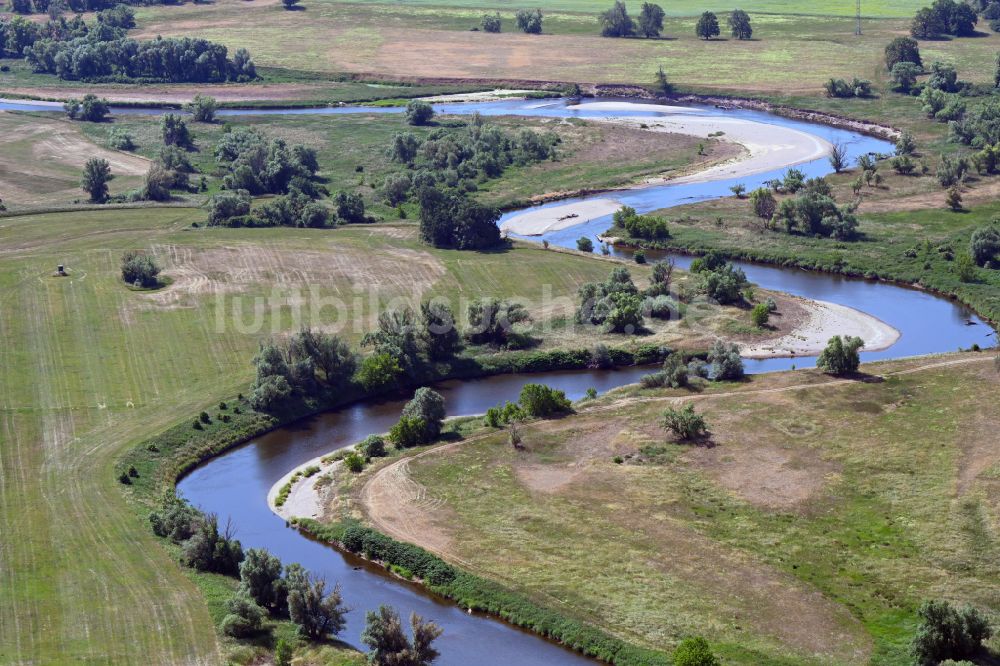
6,96,995,662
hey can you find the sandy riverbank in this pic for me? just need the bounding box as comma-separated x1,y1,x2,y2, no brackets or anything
268,453,332,521
741,297,900,359
568,101,832,185
500,198,622,236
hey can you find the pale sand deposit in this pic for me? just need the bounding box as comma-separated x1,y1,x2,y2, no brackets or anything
742,297,900,359
500,198,623,236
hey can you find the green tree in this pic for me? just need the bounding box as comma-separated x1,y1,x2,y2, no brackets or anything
955,252,977,282
81,157,112,203
358,434,387,459
388,132,421,163
287,577,348,640
708,339,744,380
946,186,963,211
911,600,992,665
728,9,752,40
638,2,665,37
77,94,110,122
695,11,720,40
419,300,461,361
600,0,635,37
912,6,944,39
749,187,776,219
282,0,301,9
355,353,403,392
405,100,434,126
238,548,284,611
896,131,917,155
400,387,447,441
207,189,251,226
160,113,191,147
185,94,218,122
361,605,443,666
885,36,922,70
970,222,1000,266
816,335,864,375
466,298,531,347
661,403,707,441
673,636,720,666
577,236,594,252
143,162,173,202
891,61,923,93
481,12,501,32
120,250,160,287
515,8,543,33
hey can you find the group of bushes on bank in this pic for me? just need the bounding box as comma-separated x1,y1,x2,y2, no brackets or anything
689,251,751,305
742,173,859,241
147,492,443,661
384,113,557,230
576,262,679,334
610,205,670,240
482,382,571,427
641,339,741,389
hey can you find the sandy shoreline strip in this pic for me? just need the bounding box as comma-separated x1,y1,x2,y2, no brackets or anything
567,101,832,185
742,297,900,359
500,198,622,236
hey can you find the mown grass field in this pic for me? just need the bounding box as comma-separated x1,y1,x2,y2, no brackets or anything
125,0,1000,94
0,203,757,663
350,354,1000,665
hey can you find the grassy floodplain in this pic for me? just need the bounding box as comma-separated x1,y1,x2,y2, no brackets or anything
342,353,1000,665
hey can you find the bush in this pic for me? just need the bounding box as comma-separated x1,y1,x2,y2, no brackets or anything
708,339,744,380
577,237,594,253
220,589,266,638
358,434,387,459
185,94,217,122
515,8,543,33
518,383,571,417
816,335,863,375
645,294,677,319
120,250,161,288
751,302,770,327
481,12,501,32
389,416,428,449
660,404,707,441
107,127,136,151
673,637,720,666
405,100,434,126
911,600,992,665
344,452,365,473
